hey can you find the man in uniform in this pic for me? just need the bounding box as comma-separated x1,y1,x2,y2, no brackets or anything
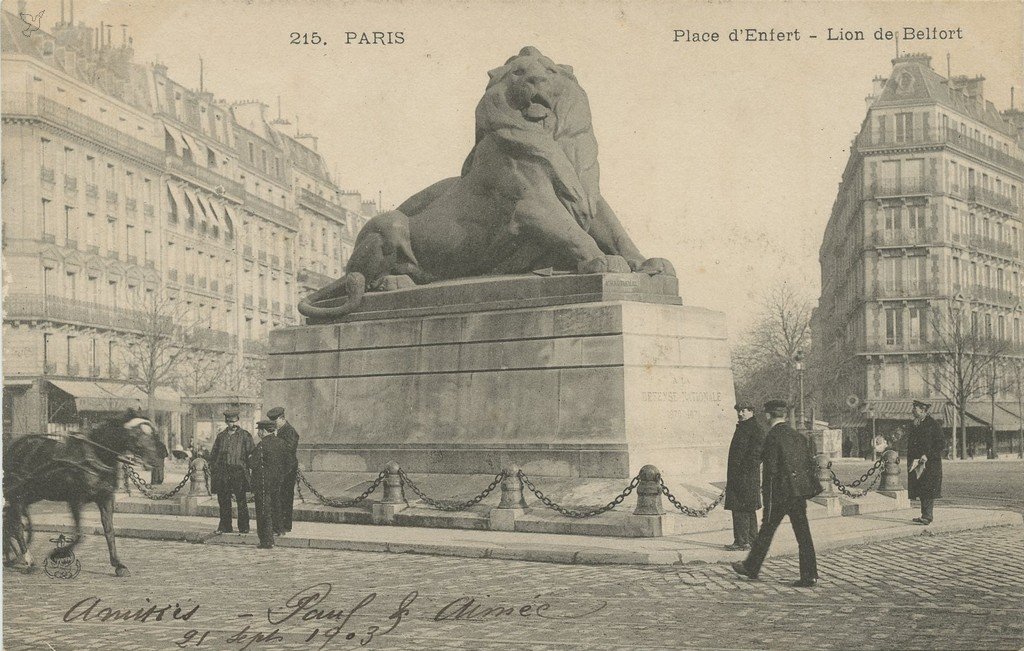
268,407,299,534
732,399,821,588
724,401,765,550
907,400,944,524
209,409,255,534
249,420,292,549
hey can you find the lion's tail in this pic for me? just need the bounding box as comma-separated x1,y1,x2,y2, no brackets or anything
296,272,366,319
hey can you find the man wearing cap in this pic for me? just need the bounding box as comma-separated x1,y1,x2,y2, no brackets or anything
907,400,944,525
732,399,821,588
268,407,299,534
249,420,292,549
724,401,765,551
209,409,256,534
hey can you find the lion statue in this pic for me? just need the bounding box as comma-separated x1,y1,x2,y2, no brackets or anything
298,46,674,319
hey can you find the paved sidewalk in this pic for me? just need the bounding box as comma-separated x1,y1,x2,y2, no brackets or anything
29,504,1021,565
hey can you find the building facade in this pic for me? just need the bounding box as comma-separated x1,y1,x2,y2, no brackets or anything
813,53,1024,454
1,10,376,446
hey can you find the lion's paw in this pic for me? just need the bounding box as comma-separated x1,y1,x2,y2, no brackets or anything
579,255,630,274
638,257,676,277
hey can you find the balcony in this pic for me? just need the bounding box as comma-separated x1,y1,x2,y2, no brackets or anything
63,176,78,192
106,190,119,204
242,192,298,230
126,254,138,265
40,166,55,183
259,297,268,310
195,329,234,352
88,365,101,378
143,203,155,217
125,197,138,212
210,279,219,292
872,227,939,247
968,187,1019,217
243,245,253,259
869,177,934,199
66,362,80,376
144,259,155,269
298,188,347,221
258,251,267,264
284,260,293,273
185,273,195,286
271,300,281,314
41,233,56,244
296,267,335,288
965,284,1017,305
873,280,941,299
225,283,235,295
44,362,57,375
271,254,280,269
85,183,98,199
863,340,934,354
109,365,121,379
198,277,207,289
3,294,172,332
65,237,78,250
86,244,99,254
164,155,245,198
968,233,1017,259
168,269,178,281
858,126,1024,175
244,294,254,308
107,250,120,261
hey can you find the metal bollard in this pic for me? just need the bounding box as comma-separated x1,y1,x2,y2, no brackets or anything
815,454,838,496
879,450,902,491
380,461,405,504
497,466,526,509
187,459,206,496
633,464,664,515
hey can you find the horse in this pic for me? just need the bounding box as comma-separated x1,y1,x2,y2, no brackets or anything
2,414,159,577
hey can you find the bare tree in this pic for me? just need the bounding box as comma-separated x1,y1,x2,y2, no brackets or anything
119,288,202,446
732,284,813,413
177,348,229,398
999,355,1024,458
918,301,1010,460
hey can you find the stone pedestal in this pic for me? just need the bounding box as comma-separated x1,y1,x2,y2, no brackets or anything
267,272,736,485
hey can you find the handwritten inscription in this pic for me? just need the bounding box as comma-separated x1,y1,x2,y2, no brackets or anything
62,582,606,650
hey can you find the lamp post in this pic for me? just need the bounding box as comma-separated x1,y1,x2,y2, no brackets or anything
795,349,805,431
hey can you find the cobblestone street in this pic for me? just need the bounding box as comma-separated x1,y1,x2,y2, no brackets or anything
4,525,1023,650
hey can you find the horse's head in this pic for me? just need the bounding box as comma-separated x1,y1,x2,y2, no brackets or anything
121,417,161,466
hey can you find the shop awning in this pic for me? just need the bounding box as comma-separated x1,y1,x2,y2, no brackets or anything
964,402,1024,432
48,380,183,413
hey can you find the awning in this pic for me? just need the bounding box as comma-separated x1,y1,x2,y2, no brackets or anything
205,196,225,225
48,380,183,413
180,131,204,162
221,204,238,236
166,181,188,217
197,193,221,225
861,400,986,427
163,125,182,157
964,401,1024,432
181,186,204,222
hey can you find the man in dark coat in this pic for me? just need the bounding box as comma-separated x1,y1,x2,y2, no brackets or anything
249,420,292,549
268,406,299,534
733,400,821,588
209,409,255,534
149,433,168,484
724,401,765,550
907,400,944,524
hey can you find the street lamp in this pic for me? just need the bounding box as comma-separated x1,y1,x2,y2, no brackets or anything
795,349,805,430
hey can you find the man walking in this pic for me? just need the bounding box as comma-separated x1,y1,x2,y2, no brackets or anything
907,400,944,525
724,401,765,550
732,399,821,588
209,409,255,534
268,407,299,534
249,420,291,549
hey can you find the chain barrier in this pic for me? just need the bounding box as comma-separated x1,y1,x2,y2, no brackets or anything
399,469,506,511
826,457,886,498
122,463,194,500
295,474,306,503
296,468,386,508
658,476,726,517
518,470,640,518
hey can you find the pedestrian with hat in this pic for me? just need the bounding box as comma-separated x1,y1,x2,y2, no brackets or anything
209,409,255,534
268,406,299,534
724,401,765,551
732,399,822,588
249,419,292,549
907,400,943,525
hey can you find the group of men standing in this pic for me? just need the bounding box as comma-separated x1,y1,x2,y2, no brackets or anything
208,406,299,549
724,398,944,588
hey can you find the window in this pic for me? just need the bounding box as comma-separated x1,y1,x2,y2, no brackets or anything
906,205,924,230
43,333,53,369
106,163,115,188
985,313,993,339
877,115,887,143
63,147,74,176
107,217,117,253
1015,318,1021,343
885,308,903,345
64,206,74,240
998,315,1006,340
40,138,51,167
998,268,1005,291
86,156,96,182
248,142,255,163
144,230,152,261
953,258,961,288
971,311,978,337
126,171,135,197
895,112,914,143
66,271,77,298
909,308,927,345
882,257,900,291
125,224,134,257
41,199,51,236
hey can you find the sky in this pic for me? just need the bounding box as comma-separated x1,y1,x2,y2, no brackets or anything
21,0,1024,337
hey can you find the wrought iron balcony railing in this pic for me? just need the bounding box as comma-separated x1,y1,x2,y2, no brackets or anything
106,190,118,204
872,280,941,299
40,166,55,183
968,186,1019,217
242,192,299,230
63,176,77,192
872,227,940,247
968,233,1017,259
85,183,98,198
857,126,1024,175
869,177,935,199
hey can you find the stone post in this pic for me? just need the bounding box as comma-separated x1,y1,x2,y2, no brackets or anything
631,465,671,537
372,461,407,524
810,454,842,516
489,467,525,531
877,449,909,508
